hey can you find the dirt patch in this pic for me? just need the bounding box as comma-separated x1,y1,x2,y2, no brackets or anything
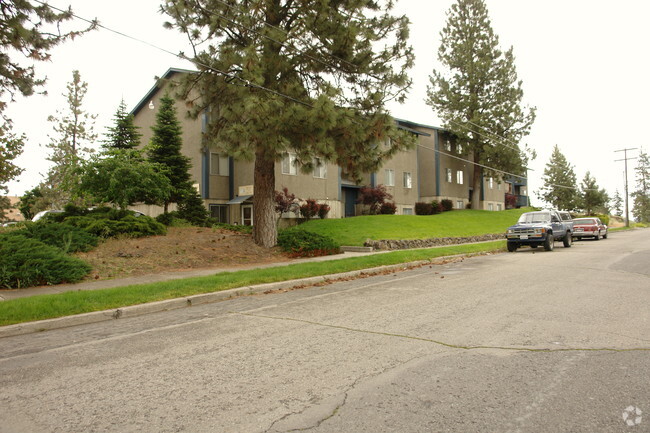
76,227,290,281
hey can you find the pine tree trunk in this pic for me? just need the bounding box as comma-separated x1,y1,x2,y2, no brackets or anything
253,148,277,248
471,153,482,210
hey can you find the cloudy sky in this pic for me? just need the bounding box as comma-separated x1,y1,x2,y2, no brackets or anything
5,0,650,207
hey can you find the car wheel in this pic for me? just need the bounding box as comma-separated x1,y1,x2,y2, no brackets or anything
603,231,608,239
544,234,554,251
563,232,572,248
507,242,517,252
594,232,600,240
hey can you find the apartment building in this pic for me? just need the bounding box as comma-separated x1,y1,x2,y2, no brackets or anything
131,68,528,223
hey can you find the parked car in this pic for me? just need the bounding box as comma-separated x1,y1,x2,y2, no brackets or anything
572,217,608,240
506,210,573,252
32,210,65,222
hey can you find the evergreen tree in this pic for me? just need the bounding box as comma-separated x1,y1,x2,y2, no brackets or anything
427,0,535,209
632,150,650,223
0,127,24,219
611,190,623,217
0,1,95,124
102,99,142,152
163,0,415,247
538,145,578,211
147,94,192,213
43,70,97,207
579,171,609,215
177,187,209,226
18,187,44,220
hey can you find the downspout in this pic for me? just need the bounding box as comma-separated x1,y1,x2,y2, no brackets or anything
434,130,441,197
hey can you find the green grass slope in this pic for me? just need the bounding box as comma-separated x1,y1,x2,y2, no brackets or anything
297,208,532,246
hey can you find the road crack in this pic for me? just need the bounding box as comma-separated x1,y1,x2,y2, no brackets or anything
232,312,650,353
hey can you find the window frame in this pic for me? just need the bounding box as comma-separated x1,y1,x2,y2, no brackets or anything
282,152,298,175
456,170,464,185
313,158,327,179
403,171,412,189
210,153,230,176
385,168,395,187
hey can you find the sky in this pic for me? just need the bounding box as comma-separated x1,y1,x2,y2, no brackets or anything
5,0,650,208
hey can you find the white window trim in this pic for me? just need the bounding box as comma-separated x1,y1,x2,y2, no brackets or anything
403,172,412,189
313,158,327,179
456,170,464,185
446,168,452,183
282,152,298,175
385,169,395,187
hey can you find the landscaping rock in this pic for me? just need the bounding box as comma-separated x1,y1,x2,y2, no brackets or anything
364,233,505,250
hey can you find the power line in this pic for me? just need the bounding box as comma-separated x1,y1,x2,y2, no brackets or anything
615,147,638,227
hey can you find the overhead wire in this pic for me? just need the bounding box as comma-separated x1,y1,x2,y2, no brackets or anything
38,1,592,193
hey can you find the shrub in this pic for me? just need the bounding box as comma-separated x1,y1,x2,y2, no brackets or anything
63,214,166,238
379,202,397,215
300,199,320,220
357,185,393,215
0,234,92,289
505,193,517,209
177,188,209,226
155,211,180,226
441,199,453,212
19,222,98,253
277,229,340,257
317,203,330,219
597,214,610,226
415,202,433,215
431,200,442,215
275,187,300,216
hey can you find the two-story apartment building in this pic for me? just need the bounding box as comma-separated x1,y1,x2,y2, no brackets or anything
131,68,528,223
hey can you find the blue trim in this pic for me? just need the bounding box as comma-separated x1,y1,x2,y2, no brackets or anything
416,144,421,199
434,130,441,197
229,157,235,200
338,167,342,201
130,67,197,116
201,148,209,199
370,172,376,188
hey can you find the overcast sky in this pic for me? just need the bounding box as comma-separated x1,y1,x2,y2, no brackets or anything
5,0,650,207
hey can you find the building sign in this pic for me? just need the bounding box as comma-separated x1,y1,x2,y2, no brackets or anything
239,185,254,196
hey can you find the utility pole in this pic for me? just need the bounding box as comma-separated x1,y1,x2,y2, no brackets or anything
615,148,638,227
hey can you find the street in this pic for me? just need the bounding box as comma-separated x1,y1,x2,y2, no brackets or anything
1,229,649,433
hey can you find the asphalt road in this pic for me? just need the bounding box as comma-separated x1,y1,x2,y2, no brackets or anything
1,229,649,433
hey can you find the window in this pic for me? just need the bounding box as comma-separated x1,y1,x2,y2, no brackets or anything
457,143,464,155
210,153,230,176
456,200,464,209
497,182,502,191
444,140,452,152
282,153,297,175
313,158,327,179
456,170,464,185
446,168,452,183
209,204,228,223
403,172,412,189
497,204,502,211
488,203,494,211
521,186,528,196
403,208,413,215
385,169,395,186
488,177,494,189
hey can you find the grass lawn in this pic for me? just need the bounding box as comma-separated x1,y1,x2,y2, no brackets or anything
0,241,505,326
297,208,532,246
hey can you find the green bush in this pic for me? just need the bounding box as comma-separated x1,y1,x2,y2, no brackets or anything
415,202,433,215
597,214,610,226
0,234,92,289
63,214,166,238
379,202,397,215
177,188,209,225
17,222,98,253
277,229,340,257
156,211,180,226
431,200,442,214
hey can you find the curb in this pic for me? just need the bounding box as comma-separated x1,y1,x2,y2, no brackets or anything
0,255,476,339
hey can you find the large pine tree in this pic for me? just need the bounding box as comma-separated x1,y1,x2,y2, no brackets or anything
162,0,415,247
427,0,535,209
538,145,578,211
147,94,192,213
44,70,97,207
579,171,608,215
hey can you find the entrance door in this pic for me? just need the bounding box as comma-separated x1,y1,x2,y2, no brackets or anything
242,205,253,226
344,188,358,217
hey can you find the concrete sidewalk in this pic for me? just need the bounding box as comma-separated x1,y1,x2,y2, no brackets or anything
0,250,389,301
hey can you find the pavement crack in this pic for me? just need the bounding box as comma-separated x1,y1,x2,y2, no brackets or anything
232,311,650,353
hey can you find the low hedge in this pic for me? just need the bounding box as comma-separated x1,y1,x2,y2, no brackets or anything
0,234,92,289
277,229,340,257
13,222,99,253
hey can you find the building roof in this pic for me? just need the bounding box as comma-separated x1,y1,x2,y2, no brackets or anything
130,67,197,116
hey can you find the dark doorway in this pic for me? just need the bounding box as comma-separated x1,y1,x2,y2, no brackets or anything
343,187,358,218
